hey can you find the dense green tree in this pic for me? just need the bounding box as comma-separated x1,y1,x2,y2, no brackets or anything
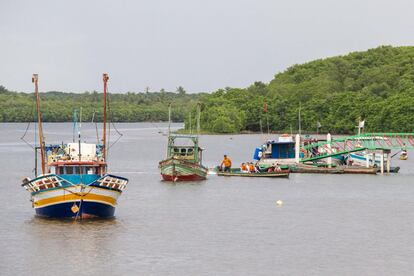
196,46,414,133
0,87,204,123
2,46,414,134
176,86,186,95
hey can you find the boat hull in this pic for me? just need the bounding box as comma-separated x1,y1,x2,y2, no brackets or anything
217,171,289,177
216,168,290,178
349,153,387,166
159,159,208,181
31,184,121,219
290,164,344,174
35,201,115,219
161,173,206,181
343,166,377,174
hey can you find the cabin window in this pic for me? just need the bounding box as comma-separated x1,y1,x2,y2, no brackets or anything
65,166,74,174
87,167,97,174
171,147,196,157
58,166,98,174
271,143,295,158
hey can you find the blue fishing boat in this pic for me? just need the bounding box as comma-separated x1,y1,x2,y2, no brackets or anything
21,74,128,219
254,134,297,167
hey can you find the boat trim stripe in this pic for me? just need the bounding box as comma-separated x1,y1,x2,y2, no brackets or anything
34,193,117,208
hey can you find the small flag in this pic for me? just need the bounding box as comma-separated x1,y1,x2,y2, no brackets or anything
358,120,365,128
264,102,268,113
317,121,322,128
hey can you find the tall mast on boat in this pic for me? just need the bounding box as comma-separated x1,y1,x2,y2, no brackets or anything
78,107,82,161
298,102,302,135
168,103,171,136
196,103,201,136
102,73,109,161
32,74,46,175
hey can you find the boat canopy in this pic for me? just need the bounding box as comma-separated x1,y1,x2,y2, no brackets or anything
166,134,203,163
270,141,295,158
255,136,296,160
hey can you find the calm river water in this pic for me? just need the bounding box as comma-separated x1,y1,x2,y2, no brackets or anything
1,123,414,275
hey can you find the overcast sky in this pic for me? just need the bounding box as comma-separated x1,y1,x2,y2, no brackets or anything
1,0,414,93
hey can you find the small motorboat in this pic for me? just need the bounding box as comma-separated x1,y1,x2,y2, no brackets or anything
216,168,290,178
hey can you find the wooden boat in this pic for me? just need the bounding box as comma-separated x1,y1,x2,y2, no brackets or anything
21,74,128,219
376,166,400,173
159,145,208,181
290,164,344,174
159,104,208,181
216,168,290,178
343,166,377,174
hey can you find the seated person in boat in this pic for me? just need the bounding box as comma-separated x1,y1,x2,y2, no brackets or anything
267,163,281,173
248,162,258,173
346,157,354,166
220,155,232,172
240,163,249,173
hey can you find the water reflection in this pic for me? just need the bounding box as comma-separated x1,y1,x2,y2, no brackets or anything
2,123,414,275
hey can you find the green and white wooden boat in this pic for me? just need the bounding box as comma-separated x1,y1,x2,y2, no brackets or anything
216,168,290,178
159,104,208,182
159,134,208,181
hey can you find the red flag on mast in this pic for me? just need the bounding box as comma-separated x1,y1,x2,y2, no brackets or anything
263,102,268,113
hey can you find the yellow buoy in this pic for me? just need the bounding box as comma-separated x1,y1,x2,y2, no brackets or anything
71,203,80,213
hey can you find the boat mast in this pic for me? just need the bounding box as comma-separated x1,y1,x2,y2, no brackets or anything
196,103,201,136
78,107,82,161
168,103,171,136
33,74,46,175
102,73,109,161
298,102,302,135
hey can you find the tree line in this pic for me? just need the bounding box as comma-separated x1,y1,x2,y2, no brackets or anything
187,46,414,134
0,86,203,122
2,46,414,134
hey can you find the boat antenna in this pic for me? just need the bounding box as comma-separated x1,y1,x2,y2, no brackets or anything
168,103,172,135
189,113,192,134
32,74,46,175
102,73,109,161
196,102,201,136
92,109,100,144
72,109,78,142
266,116,270,135
264,102,269,135
260,118,265,141
78,107,82,161
298,102,302,135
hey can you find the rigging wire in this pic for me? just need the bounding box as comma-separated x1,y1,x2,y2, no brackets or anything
20,121,35,149
20,92,37,149
91,110,100,144
105,83,123,153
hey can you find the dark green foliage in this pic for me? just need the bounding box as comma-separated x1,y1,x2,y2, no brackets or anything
197,46,414,133
2,46,414,134
0,88,203,122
